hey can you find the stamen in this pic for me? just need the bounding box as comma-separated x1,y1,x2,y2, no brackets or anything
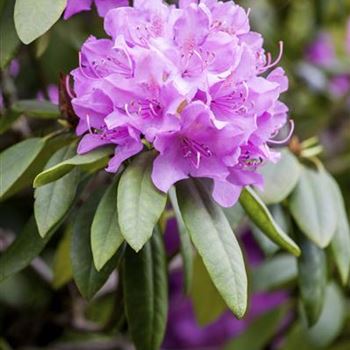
193,49,205,70
266,52,272,67
86,114,93,135
125,103,134,118
196,152,201,168
268,119,295,145
242,81,249,102
149,102,158,116
65,75,75,99
182,138,212,168
79,53,96,80
260,41,284,73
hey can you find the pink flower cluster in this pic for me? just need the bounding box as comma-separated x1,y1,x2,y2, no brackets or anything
71,0,290,207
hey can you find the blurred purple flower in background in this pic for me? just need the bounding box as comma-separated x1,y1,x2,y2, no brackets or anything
37,84,59,104
163,219,287,349
329,75,350,98
9,60,20,77
47,85,59,105
305,24,350,99
305,32,335,67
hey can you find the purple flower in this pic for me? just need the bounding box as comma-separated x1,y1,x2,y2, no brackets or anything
64,0,128,19
9,59,20,77
71,0,290,207
305,32,335,67
329,75,350,98
48,85,59,104
37,84,59,105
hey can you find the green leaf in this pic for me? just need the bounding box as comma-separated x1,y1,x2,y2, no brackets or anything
283,324,317,350
251,254,297,292
0,272,50,308
305,283,346,348
52,226,73,289
328,175,350,285
3,135,76,201
71,191,122,299
240,187,300,256
14,0,67,45
190,253,227,325
0,217,56,282
285,283,346,350
34,145,80,237
12,100,60,119
0,0,20,69
0,138,45,200
223,203,245,231
0,339,12,350
91,181,124,271
297,236,327,326
256,148,301,204
328,342,350,350
251,204,289,256
117,152,167,252
169,188,193,293
176,179,247,319
123,229,168,350
290,167,337,248
0,111,21,135
35,31,50,58
224,306,289,350
34,146,113,187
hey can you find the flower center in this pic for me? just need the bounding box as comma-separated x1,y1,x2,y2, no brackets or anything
211,83,248,116
239,149,263,169
181,137,212,168
126,99,162,119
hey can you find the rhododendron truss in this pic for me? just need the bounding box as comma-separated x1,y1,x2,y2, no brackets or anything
70,0,292,208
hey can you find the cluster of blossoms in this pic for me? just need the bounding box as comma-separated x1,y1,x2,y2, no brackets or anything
70,0,290,207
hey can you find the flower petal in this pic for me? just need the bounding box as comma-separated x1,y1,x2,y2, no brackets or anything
78,133,111,154
152,151,189,192
212,179,242,208
106,140,143,173
95,0,128,17
64,0,93,19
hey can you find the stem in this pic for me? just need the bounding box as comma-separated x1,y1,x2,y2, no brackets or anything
300,136,319,149
304,156,325,171
300,145,324,158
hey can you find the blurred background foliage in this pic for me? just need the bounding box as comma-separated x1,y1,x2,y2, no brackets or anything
1,0,350,349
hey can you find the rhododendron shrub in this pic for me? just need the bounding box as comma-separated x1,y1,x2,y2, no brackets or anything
1,0,350,350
